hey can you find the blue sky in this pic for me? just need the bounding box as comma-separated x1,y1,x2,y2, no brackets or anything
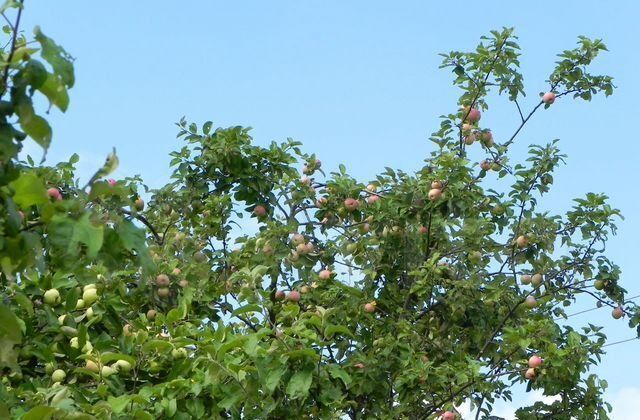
20,1,640,417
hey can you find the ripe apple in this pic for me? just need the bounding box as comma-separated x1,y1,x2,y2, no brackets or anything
146,309,157,320
305,243,315,254
481,130,494,146
300,176,311,185
442,411,456,420
114,360,132,373
85,360,100,373
344,198,360,212
101,365,117,378
528,355,543,368
515,235,529,248
83,288,99,305
133,198,145,211
51,369,66,382
286,290,301,302
171,347,188,359
275,290,286,300
524,296,537,308
480,160,491,171
157,287,170,298
253,205,266,217
520,274,532,285
431,181,443,190
542,92,556,104
612,307,624,319
47,187,62,201
419,226,429,234
464,133,476,145
319,270,332,280
107,179,117,186
296,243,308,255
466,107,481,123
428,188,442,201
531,274,543,287
364,302,376,313
291,233,305,245
525,367,536,380
594,280,605,290
462,123,474,133
44,289,61,306
367,195,380,204
156,274,170,287
366,184,377,192
354,363,365,369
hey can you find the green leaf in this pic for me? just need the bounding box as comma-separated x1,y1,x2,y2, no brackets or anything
38,73,69,112
10,172,47,208
286,368,313,399
327,364,352,387
232,304,261,317
34,26,75,88
22,406,57,420
49,213,104,258
0,305,22,342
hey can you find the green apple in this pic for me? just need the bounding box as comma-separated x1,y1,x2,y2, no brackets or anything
114,360,132,373
44,289,61,306
86,360,100,373
171,347,188,359
83,288,99,305
83,283,97,292
75,299,85,310
51,369,66,382
101,365,117,378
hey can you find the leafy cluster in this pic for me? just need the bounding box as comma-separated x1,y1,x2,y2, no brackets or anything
0,3,638,419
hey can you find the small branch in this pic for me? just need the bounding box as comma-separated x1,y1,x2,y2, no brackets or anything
0,1,24,99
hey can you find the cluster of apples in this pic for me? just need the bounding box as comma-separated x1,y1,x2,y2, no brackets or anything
524,354,544,380
428,180,444,201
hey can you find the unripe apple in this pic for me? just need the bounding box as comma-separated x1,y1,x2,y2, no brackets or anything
594,280,605,290
83,283,97,292
419,226,429,235
291,233,305,245
101,365,117,378
157,287,170,298
171,347,188,359
480,160,491,171
45,362,55,375
344,198,360,212
360,223,371,233
146,309,157,320
524,296,537,308
178,279,189,288
194,251,207,262
133,198,145,211
253,205,266,217
286,290,301,302
57,314,67,325
123,324,134,337
51,369,66,382
300,285,310,294
490,162,501,171
366,184,377,192
531,274,543,287
296,243,308,255
44,289,61,306
481,130,493,146
428,188,442,201
462,123,474,133
114,360,132,373
346,243,358,254
468,251,482,265
525,367,536,380
155,274,170,287
542,92,556,104
75,299,85,310
464,133,476,145
83,288,99,305
364,302,376,313
528,355,543,368
47,187,62,201
85,360,100,373
515,235,529,248
288,251,300,262
319,270,332,280
86,307,95,319
520,274,532,285
612,306,624,319
367,195,380,204
431,181,443,190
262,243,274,255
442,411,456,420
275,290,286,300
170,268,181,277
466,107,481,123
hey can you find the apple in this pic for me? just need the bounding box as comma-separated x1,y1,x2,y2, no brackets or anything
428,188,442,201
253,205,267,217
86,307,95,319
305,243,315,254
57,314,67,325
468,251,482,265
44,289,61,306
107,179,117,186
319,269,332,280
75,299,85,310
83,288,99,305
465,107,481,123
525,367,536,380
480,160,491,171
531,274,543,287
172,268,182,276
346,243,358,254
133,198,145,211
490,162,501,171
442,411,456,420
360,223,371,233
288,251,300,262
594,280,605,290
51,369,66,383
275,290,286,300
528,355,543,368
171,347,188,359
47,187,62,201
344,198,360,212
524,296,537,308
157,287,170,298
85,360,100,373
300,176,311,185
542,92,556,104
462,123,474,133
464,133,476,145
45,363,55,375
83,283,97,292
366,184,377,192
481,130,493,146
286,291,301,302
291,233,305,245
612,307,624,319
354,363,365,369
146,309,157,320
419,226,429,234
515,235,529,248
431,181,443,190
520,274,532,285
300,285,310,294
178,279,189,288
364,302,376,313
114,360,132,373
101,365,117,378
367,195,380,204
296,243,308,255
194,251,207,262
123,324,134,337
262,243,274,255
315,197,327,207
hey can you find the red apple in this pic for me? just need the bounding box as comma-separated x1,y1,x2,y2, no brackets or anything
516,235,529,248
107,179,117,186
480,160,491,171
367,195,380,204
344,198,360,212
462,123,474,133
364,302,376,313
428,188,442,201
525,367,536,380
275,290,285,300
286,290,301,302
47,187,62,201
155,274,170,287
466,107,481,123
612,306,624,319
319,270,332,280
253,205,266,217
524,296,537,308
542,92,556,104
521,274,532,285
442,411,456,420
528,355,543,368
172,268,181,276
419,226,429,234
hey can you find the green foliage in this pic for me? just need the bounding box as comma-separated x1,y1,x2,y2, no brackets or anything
0,4,638,420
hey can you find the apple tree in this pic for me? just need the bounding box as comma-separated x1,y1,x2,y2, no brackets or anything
1,3,638,419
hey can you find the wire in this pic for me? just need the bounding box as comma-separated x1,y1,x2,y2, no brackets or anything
554,294,640,320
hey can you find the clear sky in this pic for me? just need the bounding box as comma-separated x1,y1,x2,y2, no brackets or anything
20,1,640,418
